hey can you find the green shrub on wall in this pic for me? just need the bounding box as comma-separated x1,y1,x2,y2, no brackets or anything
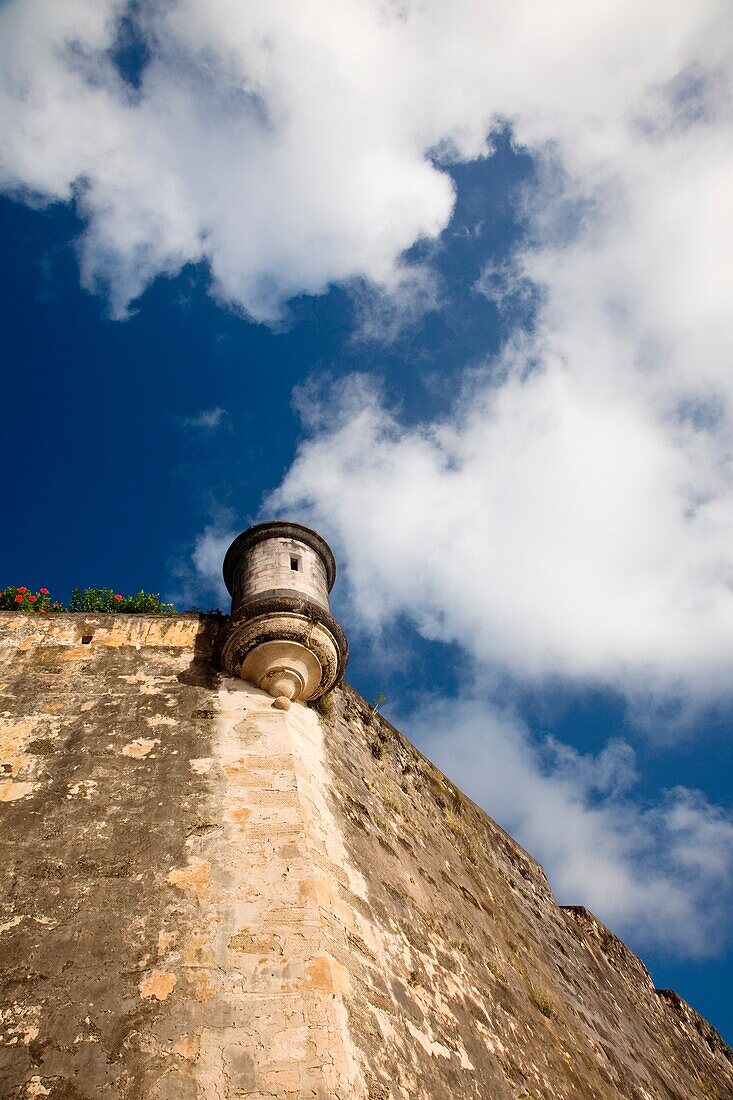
69,588,176,614
0,586,61,612
0,586,176,614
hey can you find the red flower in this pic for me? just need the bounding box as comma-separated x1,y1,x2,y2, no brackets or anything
17,586,27,594
14,594,23,603
40,587,49,595
114,594,123,601
28,595,37,603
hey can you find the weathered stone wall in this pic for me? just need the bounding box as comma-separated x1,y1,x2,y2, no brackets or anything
0,614,222,1098
322,687,733,1099
1,613,731,1099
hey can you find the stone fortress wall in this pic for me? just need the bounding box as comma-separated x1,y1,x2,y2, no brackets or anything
1,611,732,1099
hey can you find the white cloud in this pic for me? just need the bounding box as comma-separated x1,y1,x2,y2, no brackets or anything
270,355,733,717
180,407,227,431
411,696,733,956
168,520,234,610
2,1,728,321
348,262,443,344
264,5,733,718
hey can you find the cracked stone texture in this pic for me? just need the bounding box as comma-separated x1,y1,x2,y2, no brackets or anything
1,612,732,1099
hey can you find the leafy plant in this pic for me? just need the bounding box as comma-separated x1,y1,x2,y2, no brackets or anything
69,587,123,612
69,588,175,614
314,690,334,716
370,692,388,715
0,586,58,613
2,586,177,614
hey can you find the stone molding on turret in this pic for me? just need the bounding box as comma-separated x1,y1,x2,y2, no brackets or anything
219,520,348,707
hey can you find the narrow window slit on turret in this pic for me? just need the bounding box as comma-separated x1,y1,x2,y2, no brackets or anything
290,557,300,571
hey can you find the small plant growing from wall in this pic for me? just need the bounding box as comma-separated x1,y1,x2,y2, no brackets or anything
314,691,334,716
370,692,388,716
531,988,555,1019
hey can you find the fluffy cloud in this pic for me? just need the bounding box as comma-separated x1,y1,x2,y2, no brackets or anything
1,0,728,322
412,696,733,956
180,407,228,431
266,5,733,716
270,358,733,717
169,520,234,610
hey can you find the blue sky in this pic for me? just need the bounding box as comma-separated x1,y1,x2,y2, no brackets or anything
2,0,732,1043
